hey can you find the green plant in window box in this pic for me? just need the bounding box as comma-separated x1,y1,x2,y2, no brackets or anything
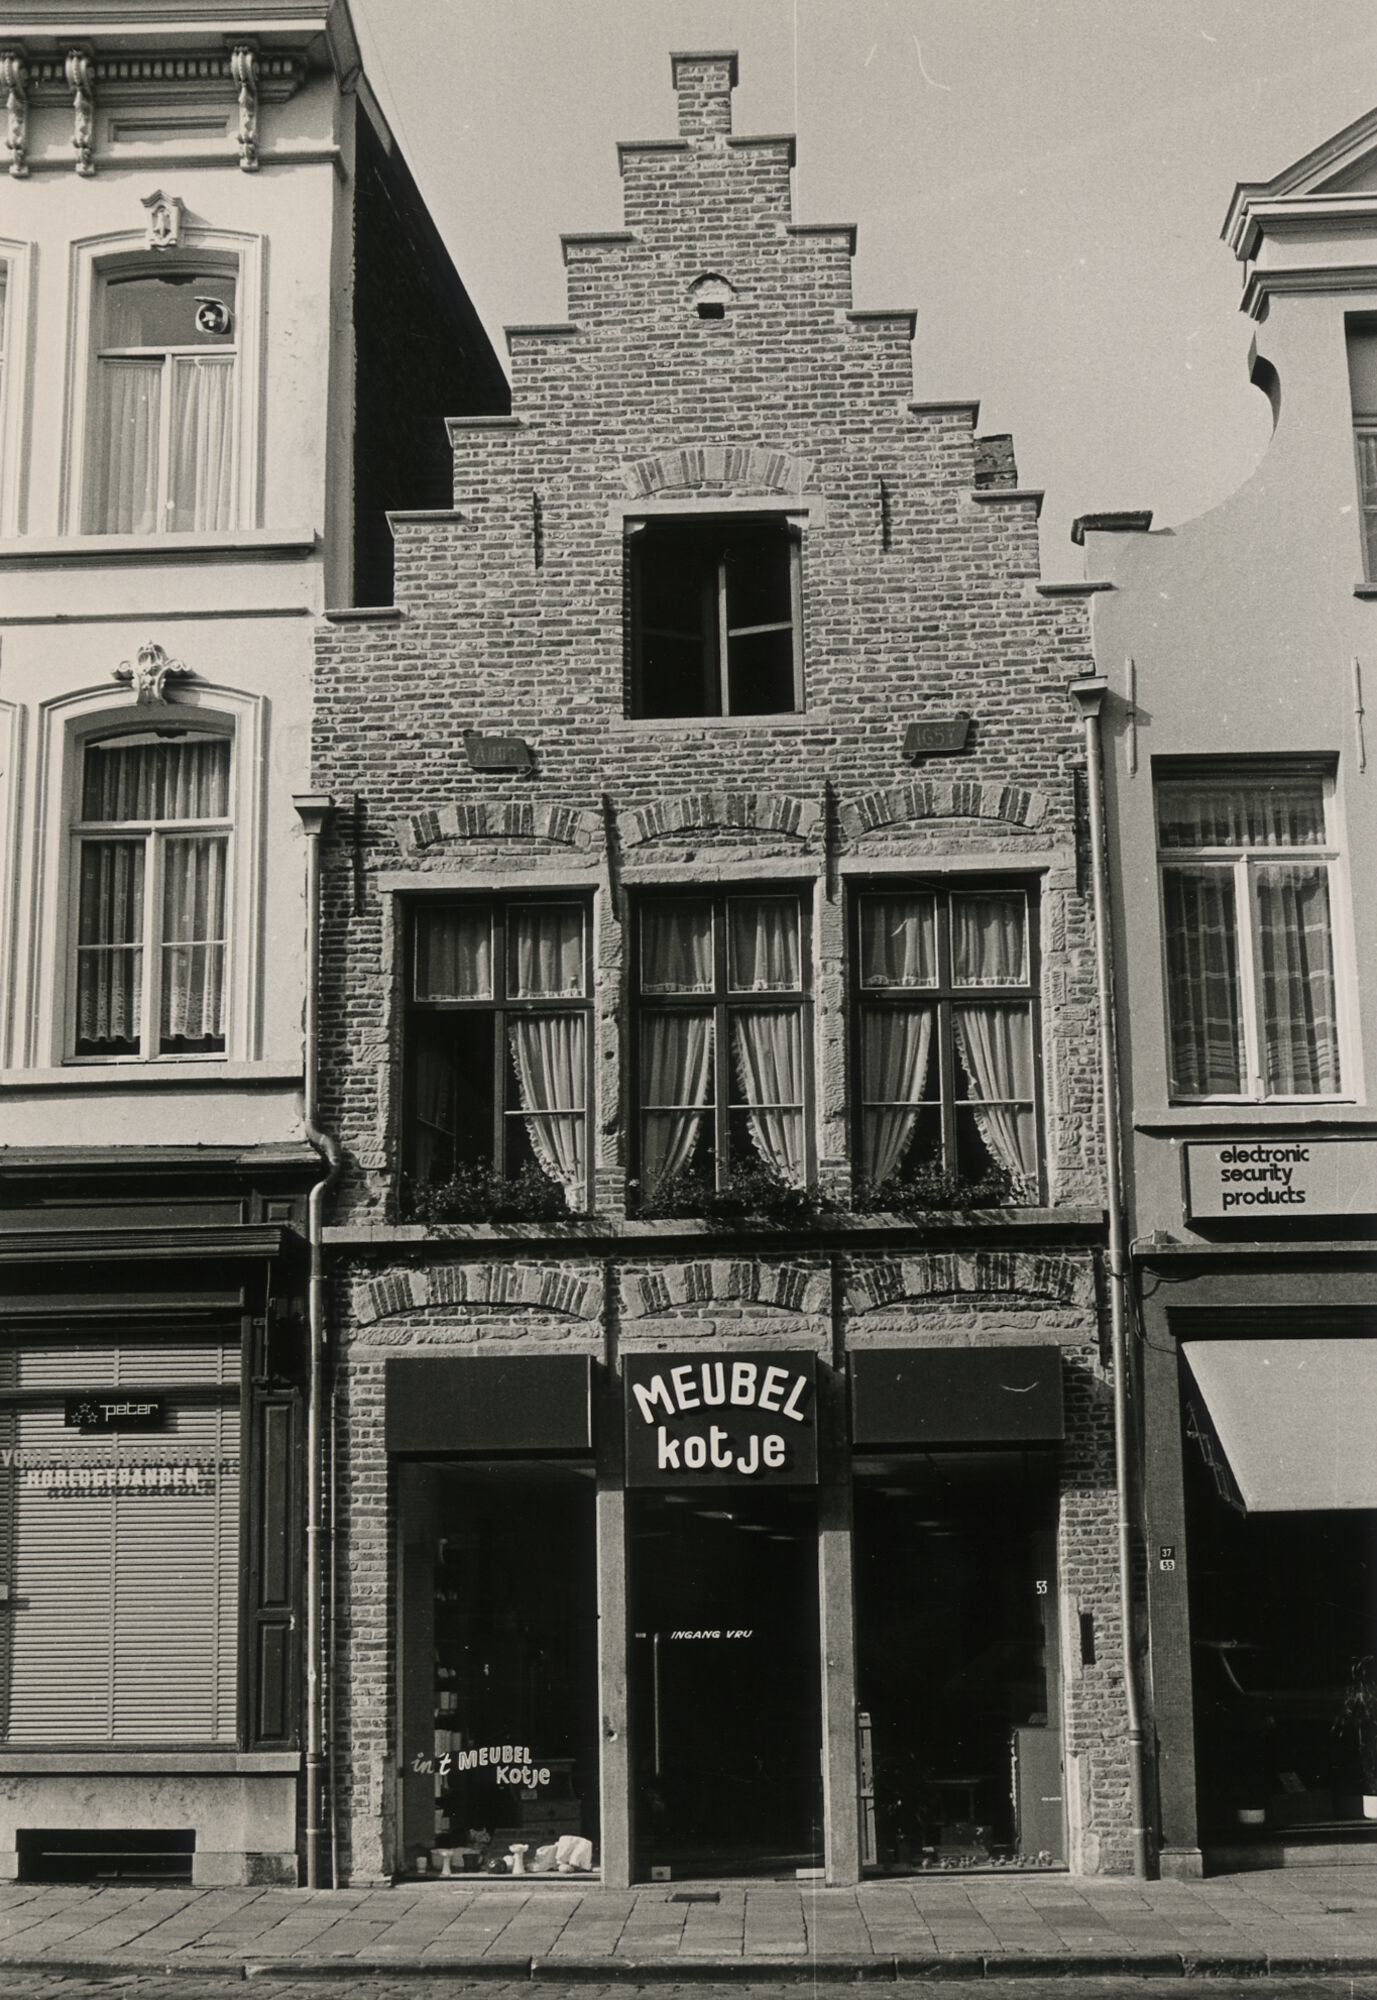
406,1162,586,1225
856,1160,1024,1215
635,1158,833,1227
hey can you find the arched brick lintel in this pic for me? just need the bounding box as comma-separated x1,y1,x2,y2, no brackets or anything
622,443,813,499
354,1262,602,1326
621,1259,830,1320
843,781,1048,839
846,1250,1092,1315
402,800,600,852
620,790,819,849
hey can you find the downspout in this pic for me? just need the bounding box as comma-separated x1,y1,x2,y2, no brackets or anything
294,793,339,1890
1068,680,1148,1880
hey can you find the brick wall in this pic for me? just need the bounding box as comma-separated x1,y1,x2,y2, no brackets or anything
316,53,1131,1880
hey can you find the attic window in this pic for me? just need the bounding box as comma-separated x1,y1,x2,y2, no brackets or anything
627,514,802,720
689,273,734,323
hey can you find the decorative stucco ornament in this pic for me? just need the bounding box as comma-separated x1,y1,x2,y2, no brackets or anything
0,51,28,178
141,189,184,251
114,642,194,705
230,44,259,172
65,48,94,176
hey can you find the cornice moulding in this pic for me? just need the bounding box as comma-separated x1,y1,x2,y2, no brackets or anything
1228,191,1377,262
3,47,304,105
1241,262,1377,321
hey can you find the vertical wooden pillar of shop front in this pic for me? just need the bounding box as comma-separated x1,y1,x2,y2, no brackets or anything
818,1361,860,1885
596,1474,633,1888
1140,1276,1202,1875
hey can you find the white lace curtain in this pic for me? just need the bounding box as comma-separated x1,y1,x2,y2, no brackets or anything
639,898,805,1189
76,840,144,1049
1162,860,1340,1097
954,1004,1037,1187
76,737,230,1051
412,905,588,1204
1156,777,1326,851
1161,867,1245,1094
88,353,235,535
861,1007,933,1185
82,735,229,824
75,833,226,1048
160,836,227,1045
508,1014,586,1202
1256,865,1340,1095
641,1011,713,1188
860,892,1036,1189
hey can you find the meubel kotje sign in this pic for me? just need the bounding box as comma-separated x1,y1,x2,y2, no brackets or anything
623,1351,818,1486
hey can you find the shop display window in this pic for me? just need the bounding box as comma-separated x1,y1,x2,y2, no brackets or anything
854,1450,1063,1871
397,1461,599,1878
1184,1414,1377,1841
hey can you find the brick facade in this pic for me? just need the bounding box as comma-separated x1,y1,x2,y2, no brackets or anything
315,53,1132,1883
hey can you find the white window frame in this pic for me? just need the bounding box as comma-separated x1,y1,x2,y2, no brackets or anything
0,237,34,538
26,680,267,1071
63,226,263,539
1155,764,1354,1106
68,723,235,1063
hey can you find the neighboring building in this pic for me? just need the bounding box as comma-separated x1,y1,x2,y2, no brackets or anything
0,0,503,1886
314,52,1138,1888
1080,109,1377,1877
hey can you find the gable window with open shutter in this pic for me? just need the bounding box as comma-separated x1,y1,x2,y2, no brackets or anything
627,515,803,719
0,1334,241,1746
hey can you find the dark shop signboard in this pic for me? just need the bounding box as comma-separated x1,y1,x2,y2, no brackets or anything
624,1352,818,1487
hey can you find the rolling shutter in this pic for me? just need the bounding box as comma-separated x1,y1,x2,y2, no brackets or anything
0,1338,240,1745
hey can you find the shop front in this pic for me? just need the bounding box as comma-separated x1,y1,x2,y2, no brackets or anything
0,1220,306,1887
1140,1252,1377,1875
385,1339,1072,1885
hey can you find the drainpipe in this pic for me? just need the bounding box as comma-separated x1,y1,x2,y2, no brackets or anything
1067,681,1148,1880
294,794,339,1890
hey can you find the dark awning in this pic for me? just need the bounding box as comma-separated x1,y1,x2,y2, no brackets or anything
851,1346,1064,1446
1182,1339,1377,1512
385,1355,593,1454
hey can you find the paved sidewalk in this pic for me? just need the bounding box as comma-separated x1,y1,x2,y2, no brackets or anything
2,1871,1377,1980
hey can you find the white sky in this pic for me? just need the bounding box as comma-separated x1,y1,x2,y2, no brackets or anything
350,0,1377,566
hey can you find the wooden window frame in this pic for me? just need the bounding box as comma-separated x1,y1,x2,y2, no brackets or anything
403,895,595,1200
631,886,814,1197
627,514,803,720
849,879,1044,1198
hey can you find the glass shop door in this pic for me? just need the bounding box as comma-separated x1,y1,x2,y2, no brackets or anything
855,1449,1064,1872
630,1488,822,1878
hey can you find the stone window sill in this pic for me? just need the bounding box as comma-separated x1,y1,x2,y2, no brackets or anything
611,711,830,735
1135,1103,1368,1130
0,1061,301,1090
0,530,316,567
326,1207,1104,1247
0,1750,300,1774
